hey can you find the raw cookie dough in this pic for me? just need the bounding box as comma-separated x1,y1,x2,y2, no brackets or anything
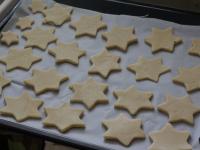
48,42,85,65
24,68,68,94
145,27,182,53
102,26,137,52
173,66,200,92
0,48,41,71
0,70,10,95
23,27,57,50
0,31,19,46
127,57,170,82
149,123,192,150
29,0,47,14
102,114,145,146
158,95,200,124
16,16,34,31
89,50,121,78
43,103,85,133
0,91,43,122
70,15,107,37
70,78,108,110
114,86,154,115
188,39,200,57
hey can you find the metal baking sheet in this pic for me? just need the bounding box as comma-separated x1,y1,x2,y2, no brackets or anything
0,0,200,150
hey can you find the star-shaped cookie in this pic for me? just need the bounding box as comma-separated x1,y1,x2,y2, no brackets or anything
127,57,170,82
41,3,72,26
114,86,154,115
16,16,34,31
70,15,107,37
43,103,85,133
158,95,200,124
23,27,57,50
29,0,47,14
70,78,108,110
102,114,145,146
48,42,85,65
0,91,43,122
149,123,192,150
173,66,200,92
145,28,182,53
0,48,41,71
102,26,137,52
24,68,68,94
0,31,19,46
89,50,121,78
188,39,200,57
0,70,10,95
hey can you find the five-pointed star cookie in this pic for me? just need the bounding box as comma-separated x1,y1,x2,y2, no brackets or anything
29,0,47,14
48,42,85,65
41,3,73,26
102,114,145,146
0,91,43,122
70,15,107,37
16,16,34,31
89,50,121,78
158,95,200,124
145,27,182,53
102,26,137,52
70,78,108,110
149,123,192,150
43,103,85,133
173,66,200,92
24,68,68,94
0,31,19,46
0,70,10,95
23,27,57,50
114,86,154,115
0,48,41,71
188,39,200,57
127,57,170,82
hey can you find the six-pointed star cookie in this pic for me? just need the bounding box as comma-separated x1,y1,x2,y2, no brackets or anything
43,103,85,133
24,68,68,94
145,27,182,53
149,123,192,150
114,86,154,115
188,39,200,57
16,16,34,31
102,26,137,52
29,0,47,14
0,91,43,122
0,70,10,95
70,78,108,110
48,42,85,65
0,31,19,46
23,27,57,50
173,66,200,92
89,50,121,78
127,57,170,82
41,3,73,26
70,15,107,37
102,114,145,146
158,95,200,124
0,48,41,71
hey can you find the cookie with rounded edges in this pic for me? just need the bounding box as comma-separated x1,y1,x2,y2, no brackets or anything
16,16,34,31
29,0,47,14
0,70,10,95
0,31,19,46
188,39,200,57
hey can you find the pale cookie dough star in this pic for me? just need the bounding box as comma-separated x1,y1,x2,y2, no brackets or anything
173,66,200,92
24,68,68,94
48,42,85,65
41,3,73,26
158,95,200,124
0,31,19,46
102,26,137,52
29,0,47,14
114,86,154,115
145,27,182,53
69,78,108,110
0,91,43,122
23,27,57,50
102,114,145,146
0,70,10,95
89,50,121,78
149,123,192,150
43,103,85,133
0,48,41,71
188,39,200,57
70,15,107,37
16,16,34,31
127,57,170,82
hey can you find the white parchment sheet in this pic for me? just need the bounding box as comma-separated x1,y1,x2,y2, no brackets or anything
0,0,200,149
